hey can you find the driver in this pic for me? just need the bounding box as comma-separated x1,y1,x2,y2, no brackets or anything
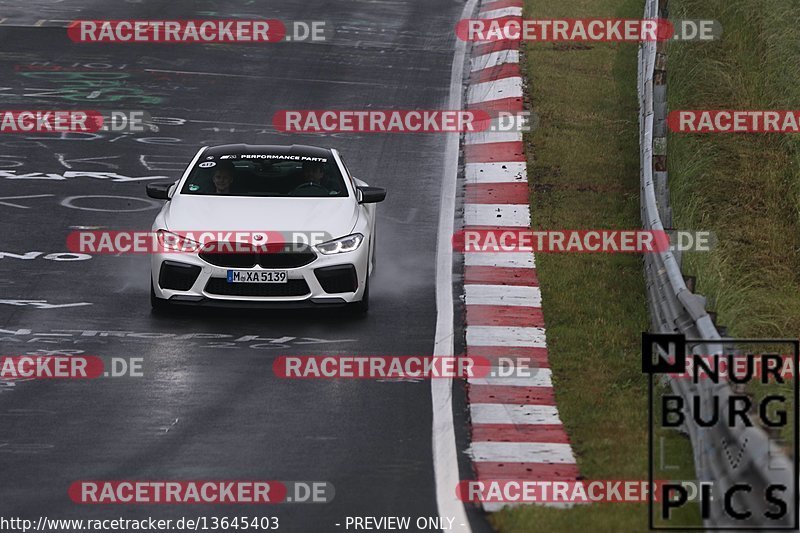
212,161,237,195
289,161,332,197
301,161,326,187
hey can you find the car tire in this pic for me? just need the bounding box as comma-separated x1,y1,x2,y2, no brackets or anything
150,279,170,313
349,276,369,315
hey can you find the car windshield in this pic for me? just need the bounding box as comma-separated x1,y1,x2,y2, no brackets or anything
180,154,348,198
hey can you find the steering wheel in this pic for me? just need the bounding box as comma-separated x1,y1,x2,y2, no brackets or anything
288,182,329,196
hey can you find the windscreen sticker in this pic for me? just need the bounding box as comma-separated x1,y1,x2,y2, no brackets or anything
198,161,216,168
219,154,328,162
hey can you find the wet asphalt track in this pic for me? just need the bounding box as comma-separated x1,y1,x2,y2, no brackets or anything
0,0,487,531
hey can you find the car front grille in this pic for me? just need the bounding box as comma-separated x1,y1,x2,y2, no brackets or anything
198,242,317,269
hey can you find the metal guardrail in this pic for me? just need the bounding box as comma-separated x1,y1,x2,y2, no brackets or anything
638,0,795,528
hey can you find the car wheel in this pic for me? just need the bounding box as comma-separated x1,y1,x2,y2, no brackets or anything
150,279,170,313
349,276,369,315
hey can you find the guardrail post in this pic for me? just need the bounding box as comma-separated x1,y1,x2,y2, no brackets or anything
653,25,670,228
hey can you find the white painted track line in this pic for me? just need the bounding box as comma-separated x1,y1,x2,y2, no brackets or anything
468,369,553,387
466,162,527,184
483,501,575,512
467,77,523,104
481,6,524,19
464,203,531,227
466,325,547,347
465,284,542,307
470,50,520,72
431,0,478,530
464,251,535,269
471,404,562,425
469,441,577,463
465,130,523,145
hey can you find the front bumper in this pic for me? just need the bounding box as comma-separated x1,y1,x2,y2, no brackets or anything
151,243,368,306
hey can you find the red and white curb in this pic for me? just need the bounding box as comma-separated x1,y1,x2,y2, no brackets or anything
462,0,580,513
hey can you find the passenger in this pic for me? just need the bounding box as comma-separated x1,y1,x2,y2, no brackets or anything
212,161,237,195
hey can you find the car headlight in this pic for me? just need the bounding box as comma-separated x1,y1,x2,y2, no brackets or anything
157,230,200,253
315,233,364,255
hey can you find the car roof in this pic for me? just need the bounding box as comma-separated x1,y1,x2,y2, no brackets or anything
203,144,333,158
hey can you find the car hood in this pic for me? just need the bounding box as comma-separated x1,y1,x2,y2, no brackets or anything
163,195,359,238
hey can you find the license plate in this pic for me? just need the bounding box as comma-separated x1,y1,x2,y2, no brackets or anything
226,270,287,283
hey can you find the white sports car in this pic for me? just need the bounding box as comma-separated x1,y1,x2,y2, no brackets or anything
147,144,385,313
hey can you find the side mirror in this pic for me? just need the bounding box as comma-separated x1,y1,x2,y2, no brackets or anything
146,182,173,200
356,186,386,204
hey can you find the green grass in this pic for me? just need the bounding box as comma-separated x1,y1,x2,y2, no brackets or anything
667,0,800,446
490,0,700,531
668,0,800,338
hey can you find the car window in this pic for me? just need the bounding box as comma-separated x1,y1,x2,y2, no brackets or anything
179,155,348,198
